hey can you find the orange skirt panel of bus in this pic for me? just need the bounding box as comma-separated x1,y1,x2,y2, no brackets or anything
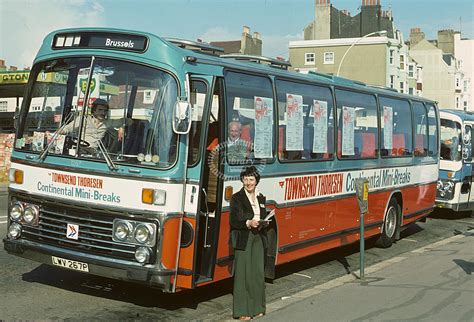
161,217,181,270
175,217,196,289
210,183,436,284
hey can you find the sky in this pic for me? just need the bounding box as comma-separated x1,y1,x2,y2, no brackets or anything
0,0,473,69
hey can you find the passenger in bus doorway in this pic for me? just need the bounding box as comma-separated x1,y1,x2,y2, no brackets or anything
62,99,123,150
227,121,251,163
229,166,268,320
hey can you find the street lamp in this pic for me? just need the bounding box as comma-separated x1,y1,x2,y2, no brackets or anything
336,30,387,77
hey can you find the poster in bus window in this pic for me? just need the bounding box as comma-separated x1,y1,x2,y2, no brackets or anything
312,99,328,153
383,106,393,150
32,131,45,152
254,96,273,158
285,93,303,151
342,106,355,156
55,134,66,154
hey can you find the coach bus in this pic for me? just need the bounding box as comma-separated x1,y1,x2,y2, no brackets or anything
4,28,439,293
437,109,474,211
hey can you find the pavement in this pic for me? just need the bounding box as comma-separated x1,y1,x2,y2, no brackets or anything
0,182,8,195
257,230,474,322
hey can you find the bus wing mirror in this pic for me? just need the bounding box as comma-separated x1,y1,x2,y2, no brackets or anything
172,99,192,134
462,124,472,162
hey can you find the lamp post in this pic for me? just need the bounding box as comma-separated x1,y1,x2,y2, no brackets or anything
336,30,387,77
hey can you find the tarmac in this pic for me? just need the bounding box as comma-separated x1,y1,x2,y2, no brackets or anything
259,230,474,322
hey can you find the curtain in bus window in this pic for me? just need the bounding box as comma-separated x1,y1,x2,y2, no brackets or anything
335,89,378,159
224,71,274,164
412,102,428,156
275,79,334,161
379,96,412,157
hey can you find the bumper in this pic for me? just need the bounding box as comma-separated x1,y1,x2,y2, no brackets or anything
435,200,474,212
3,238,175,292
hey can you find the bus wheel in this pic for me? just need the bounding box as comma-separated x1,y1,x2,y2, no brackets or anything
376,198,399,248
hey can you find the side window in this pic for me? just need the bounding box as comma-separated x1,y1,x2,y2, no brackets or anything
413,102,428,157
380,96,412,157
336,89,378,159
224,71,274,164
427,104,438,156
275,79,334,161
187,80,208,165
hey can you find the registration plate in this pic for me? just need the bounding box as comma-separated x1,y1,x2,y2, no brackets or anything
52,256,89,272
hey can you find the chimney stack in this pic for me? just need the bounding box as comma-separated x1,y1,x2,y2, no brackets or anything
316,0,330,5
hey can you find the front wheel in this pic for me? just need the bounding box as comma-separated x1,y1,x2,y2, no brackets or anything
376,197,400,248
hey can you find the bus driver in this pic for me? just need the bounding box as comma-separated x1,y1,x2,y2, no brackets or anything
62,99,123,150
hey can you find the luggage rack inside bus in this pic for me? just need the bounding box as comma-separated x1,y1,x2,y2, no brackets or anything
165,38,224,56
220,54,291,70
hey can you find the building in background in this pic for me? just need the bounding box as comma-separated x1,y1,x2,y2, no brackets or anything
408,28,469,110
454,33,472,111
289,0,421,95
210,26,262,55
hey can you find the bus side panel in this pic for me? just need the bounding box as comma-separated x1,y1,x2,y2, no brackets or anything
402,183,436,224
175,217,197,289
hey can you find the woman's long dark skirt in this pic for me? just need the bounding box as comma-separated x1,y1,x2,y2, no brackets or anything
233,231,266,318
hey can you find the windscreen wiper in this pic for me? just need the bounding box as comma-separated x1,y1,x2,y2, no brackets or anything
97,139,118,171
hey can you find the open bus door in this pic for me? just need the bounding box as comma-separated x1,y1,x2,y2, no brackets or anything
176,77,224,289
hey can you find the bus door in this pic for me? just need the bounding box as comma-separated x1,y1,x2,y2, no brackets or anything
176,76,225,288
194,77,225,284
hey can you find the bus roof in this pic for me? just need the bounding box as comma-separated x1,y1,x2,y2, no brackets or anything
439,109,474,122
39,27,436,105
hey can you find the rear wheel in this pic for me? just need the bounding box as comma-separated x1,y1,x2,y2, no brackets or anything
376,197,399,248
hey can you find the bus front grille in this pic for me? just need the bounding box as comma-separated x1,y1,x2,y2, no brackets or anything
22,205,136,261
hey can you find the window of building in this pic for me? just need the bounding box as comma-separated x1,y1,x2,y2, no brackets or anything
408,64,415,78
464,80,469,92
409,87,414,95
390,75,395,89
276,79,334,161
389,50,395,65
412,102,428,156
456,97,460,109
455,77,460,88
305,53,315,65
399,54,405,70
464,101,468,110
399,81,405,94
224,71,274,164
380,96,412,157
336,89,379,159
323,52,334,64
0,101,7,112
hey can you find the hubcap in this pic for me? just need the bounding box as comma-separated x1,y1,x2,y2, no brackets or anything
385,206,397,238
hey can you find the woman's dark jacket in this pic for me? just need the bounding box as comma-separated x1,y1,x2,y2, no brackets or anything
229,188,268,250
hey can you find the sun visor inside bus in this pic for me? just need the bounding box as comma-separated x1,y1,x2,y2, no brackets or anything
52,32,148,53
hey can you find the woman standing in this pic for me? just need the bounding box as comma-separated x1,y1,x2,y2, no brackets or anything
229,166,268,320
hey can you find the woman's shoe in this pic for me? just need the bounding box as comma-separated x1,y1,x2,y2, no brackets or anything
255,313,265,318
238,316,251,320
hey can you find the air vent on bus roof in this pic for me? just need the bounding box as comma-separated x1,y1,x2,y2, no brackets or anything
220,54,291,70
165,38,224,56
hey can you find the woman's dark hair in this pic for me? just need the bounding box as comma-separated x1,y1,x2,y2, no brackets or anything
239,166,260,184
